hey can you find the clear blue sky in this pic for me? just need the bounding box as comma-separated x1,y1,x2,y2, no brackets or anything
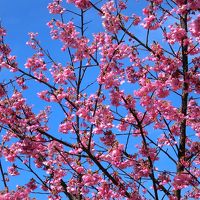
0,1,54,64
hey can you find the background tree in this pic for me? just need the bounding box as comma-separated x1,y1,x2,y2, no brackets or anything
0,0,200,199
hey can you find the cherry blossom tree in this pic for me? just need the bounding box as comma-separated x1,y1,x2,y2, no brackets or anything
0,0,200,199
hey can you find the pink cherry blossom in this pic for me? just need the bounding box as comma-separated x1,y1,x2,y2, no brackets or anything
67,0,91,9
48,0,65,14
0,0,200,199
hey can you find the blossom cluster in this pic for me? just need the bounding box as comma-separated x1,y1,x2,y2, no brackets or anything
0,0,200,199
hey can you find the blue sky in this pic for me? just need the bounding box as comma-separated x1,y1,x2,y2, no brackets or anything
0,1,48,55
